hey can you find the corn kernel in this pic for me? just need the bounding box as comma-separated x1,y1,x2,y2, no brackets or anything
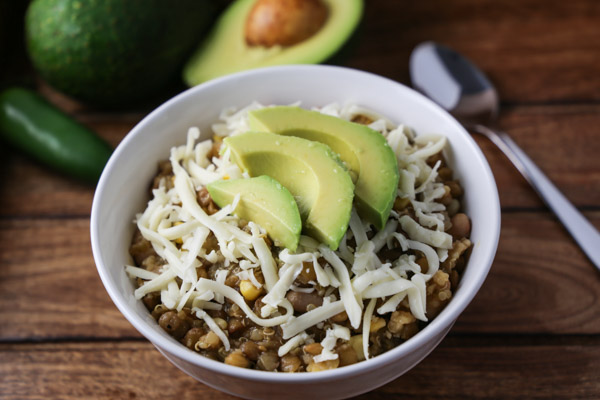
240,280,262,301
349,335,365,361
370,316,386,333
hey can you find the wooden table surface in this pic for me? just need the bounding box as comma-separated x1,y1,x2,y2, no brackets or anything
1,0,600,398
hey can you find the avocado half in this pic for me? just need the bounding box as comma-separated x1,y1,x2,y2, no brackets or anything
183,0,363,86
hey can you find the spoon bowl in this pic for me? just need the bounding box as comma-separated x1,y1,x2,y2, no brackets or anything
409,41,600,271
410,42,499,121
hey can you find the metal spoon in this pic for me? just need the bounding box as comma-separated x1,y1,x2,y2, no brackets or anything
409,41,600,271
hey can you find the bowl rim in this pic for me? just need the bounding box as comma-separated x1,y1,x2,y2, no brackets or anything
91,64,500,383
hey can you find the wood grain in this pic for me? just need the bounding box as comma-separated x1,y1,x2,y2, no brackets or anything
1,104,599,218
0,213,598,341
2,0,600,398
0,116,139,218
1,339,598,400
456,211,600,334
349,0,600,104
0,218,139,340
486,104,600,209
360,337,600,400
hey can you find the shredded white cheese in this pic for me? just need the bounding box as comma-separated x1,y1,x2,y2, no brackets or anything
362,299,377,360
127,102,463,364
281,300,345,339
125,265,159,281
252,236,278,291
313,324,350,363
399,215,453,249
318,245,363,329
194,308,230,350
278,332,310,357
261,263,302,317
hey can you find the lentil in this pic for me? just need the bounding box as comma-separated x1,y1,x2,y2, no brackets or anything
129,113,472,373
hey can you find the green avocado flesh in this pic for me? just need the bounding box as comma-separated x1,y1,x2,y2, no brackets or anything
183,0,363,86
249,106,399,230
25,0,215,106
207,176,302,251
224,131,354,250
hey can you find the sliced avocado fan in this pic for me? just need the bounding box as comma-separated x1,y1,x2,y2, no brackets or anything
248,106,399,230
224,131,354,250
183,0,363,86
207,175,302,251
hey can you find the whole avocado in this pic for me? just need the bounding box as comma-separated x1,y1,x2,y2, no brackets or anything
26,0,216,107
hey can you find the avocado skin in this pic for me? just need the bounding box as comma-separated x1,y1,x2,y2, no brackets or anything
183,0,363,87
25,0,216,107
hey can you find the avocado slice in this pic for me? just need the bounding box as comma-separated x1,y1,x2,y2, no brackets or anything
207,175,302,251
248,106,399,230
224,131,354,250
183,0,363,86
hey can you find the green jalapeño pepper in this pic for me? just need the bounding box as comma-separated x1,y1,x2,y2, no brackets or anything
0,88,112,182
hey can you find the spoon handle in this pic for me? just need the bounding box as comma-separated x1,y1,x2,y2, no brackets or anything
468,123,600,271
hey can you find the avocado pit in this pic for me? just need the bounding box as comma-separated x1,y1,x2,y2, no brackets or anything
245,0,329,47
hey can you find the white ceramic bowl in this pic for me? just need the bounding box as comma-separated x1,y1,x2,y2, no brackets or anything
91,65,500,399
